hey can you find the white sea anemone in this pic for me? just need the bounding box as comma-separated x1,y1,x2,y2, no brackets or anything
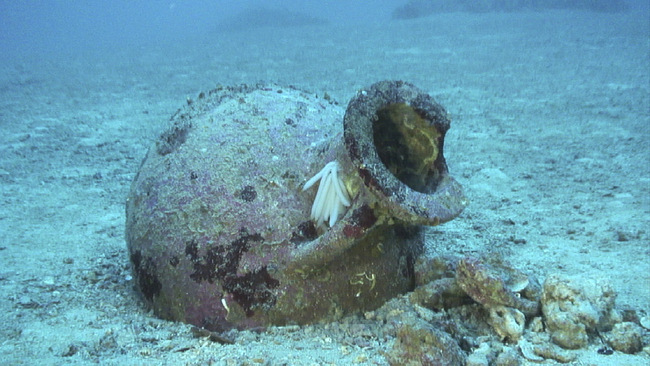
302,161,351,227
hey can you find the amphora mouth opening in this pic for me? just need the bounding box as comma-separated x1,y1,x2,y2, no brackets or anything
343,80,467,227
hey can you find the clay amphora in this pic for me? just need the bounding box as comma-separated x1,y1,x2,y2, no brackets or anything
125,80,467,331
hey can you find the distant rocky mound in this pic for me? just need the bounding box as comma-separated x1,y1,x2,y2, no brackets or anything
216,7,328,32
392,0,629,19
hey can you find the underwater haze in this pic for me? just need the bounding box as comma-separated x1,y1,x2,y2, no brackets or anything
1,0,649,364
0,1,404,54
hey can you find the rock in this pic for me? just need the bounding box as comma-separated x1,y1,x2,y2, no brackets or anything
541,274,620,349
495,346,521,366
528,316,544,333
413,255,456,285
456,256,540,317
518,339,545,363
488,306,525,343
605,322,643,354
466,342,491,366
410,277,471,310
532,343,577,363
386,318,466,366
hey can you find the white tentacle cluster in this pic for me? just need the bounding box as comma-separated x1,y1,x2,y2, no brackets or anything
302,161,351,227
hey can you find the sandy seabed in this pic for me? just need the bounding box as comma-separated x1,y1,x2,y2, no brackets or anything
0,10,648,365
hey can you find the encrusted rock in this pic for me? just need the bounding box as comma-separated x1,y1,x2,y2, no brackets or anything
528,316,544,333
413,255,457,286
495,346,521,366
410,255,472,310
409,277,471,310
466,342,491,366
456,256,540,317
488,306,525,343
541,274,620,349
518,339,545,362
532,343,577,363
386,318,466,366
605,321,643,354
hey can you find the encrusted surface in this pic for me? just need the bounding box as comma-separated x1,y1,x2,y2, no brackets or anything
125,83,444,330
